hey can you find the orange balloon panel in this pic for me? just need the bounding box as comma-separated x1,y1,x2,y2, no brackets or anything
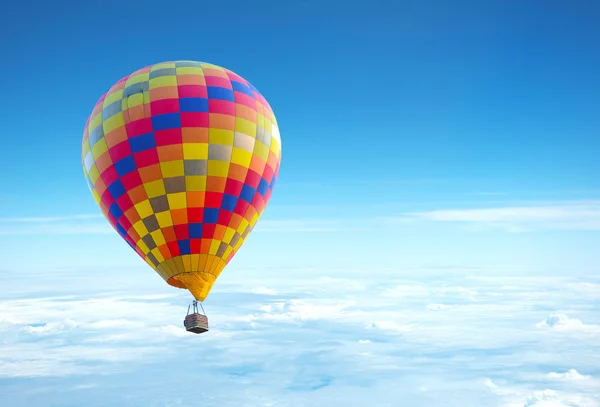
81,61,281,301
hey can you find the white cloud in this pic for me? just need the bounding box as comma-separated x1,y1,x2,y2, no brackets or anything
245,298,359,324
564,283,600,299
548,369,590,381
521,389,590,407
251,286,278,295
22,319,78,335
484,379,600,407
0,293,197,378
85,319,145,330
384,284,478,300
536,313,600,334
158,324,192,338
396,201,600,232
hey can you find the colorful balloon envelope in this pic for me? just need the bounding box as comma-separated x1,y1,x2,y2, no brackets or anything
81,61,281,302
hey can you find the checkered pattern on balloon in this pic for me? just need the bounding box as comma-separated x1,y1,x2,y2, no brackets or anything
81,61,281,303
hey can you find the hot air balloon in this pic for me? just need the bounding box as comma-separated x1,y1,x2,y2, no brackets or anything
81,61,281,334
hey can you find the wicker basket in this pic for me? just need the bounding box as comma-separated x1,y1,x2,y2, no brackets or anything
184,313,209,334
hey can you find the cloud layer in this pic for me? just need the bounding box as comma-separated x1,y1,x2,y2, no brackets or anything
1,268,599,406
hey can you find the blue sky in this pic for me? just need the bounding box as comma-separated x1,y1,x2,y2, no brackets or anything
1,0,599,273
1,1,600,406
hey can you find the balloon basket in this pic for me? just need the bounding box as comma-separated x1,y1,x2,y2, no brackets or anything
184,301,209,334
184,313,209,334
